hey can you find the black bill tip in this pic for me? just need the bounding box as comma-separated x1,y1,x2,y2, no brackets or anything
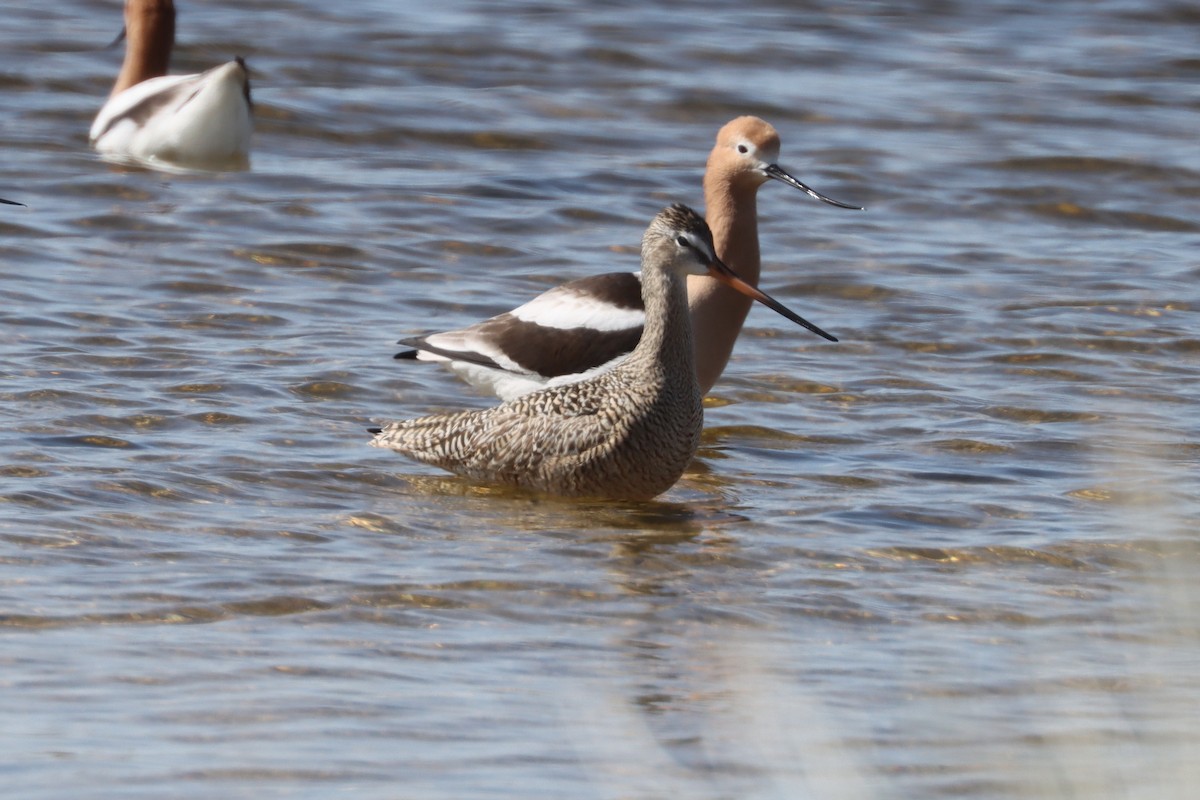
764,163,863,211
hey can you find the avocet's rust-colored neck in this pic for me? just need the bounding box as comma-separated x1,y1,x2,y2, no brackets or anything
110,0,176,97
688,116,779,393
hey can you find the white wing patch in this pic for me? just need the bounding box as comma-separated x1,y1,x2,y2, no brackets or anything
511,274,645,332
90,74,199,146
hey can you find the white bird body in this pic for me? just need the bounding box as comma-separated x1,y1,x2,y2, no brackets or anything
90,60,252,169
90,0,252,170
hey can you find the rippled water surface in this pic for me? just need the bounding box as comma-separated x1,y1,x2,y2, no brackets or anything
3,1,1198,798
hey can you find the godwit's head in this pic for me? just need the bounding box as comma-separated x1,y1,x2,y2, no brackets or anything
645,204,838,342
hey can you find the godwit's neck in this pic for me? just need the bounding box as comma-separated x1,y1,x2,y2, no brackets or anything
630,264,695,382
111,0,176,97
688,175,762,393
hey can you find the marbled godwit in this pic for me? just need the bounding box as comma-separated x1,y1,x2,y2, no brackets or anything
90,0,252,170
370,204,830,500
395,116,860,400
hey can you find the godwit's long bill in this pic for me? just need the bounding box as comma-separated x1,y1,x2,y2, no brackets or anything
89,0,253,170
395,116,861,400
370,204,825,501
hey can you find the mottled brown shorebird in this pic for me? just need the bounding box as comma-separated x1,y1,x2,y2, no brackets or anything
369,204,834,501
394,116,859,400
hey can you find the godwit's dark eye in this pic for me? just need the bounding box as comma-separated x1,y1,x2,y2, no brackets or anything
675,235,689,247
737,144,749,154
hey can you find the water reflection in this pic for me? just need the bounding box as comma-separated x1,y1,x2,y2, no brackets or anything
2,0,1199,797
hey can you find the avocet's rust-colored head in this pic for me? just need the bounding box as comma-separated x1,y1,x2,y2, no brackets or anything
706,116,861,209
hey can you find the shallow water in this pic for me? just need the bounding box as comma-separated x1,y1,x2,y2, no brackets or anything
2,1,1198,798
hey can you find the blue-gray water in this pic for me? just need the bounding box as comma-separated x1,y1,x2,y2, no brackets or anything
2,1,1198,798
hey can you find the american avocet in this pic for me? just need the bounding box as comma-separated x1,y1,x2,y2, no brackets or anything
89,0,253,170
395,116,860,400
370,204,828,500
